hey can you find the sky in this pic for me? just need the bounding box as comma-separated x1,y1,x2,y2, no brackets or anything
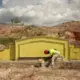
0,0,2,7
0,0,80,26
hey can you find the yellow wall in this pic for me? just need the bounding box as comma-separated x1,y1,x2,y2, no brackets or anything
0,44,15,60
10,44,15,60
0,48,10,60
15,37,69,60
69,45,80,60
0,37,80,61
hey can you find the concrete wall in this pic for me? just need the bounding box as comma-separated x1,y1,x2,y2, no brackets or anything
15,37,69,60
0,48,10,60
69,45,80,60
0,44,15,60
0,37,80,61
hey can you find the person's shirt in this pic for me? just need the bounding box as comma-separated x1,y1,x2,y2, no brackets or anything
48,49,60,55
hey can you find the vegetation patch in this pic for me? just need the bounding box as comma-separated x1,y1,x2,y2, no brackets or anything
0,38,17,45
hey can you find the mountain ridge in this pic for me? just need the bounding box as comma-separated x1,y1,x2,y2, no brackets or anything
0,21,80,40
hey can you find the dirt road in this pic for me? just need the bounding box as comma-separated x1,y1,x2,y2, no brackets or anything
0,60,80,80
0,66,80,80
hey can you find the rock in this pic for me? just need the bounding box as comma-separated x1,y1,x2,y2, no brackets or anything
0,44,6,51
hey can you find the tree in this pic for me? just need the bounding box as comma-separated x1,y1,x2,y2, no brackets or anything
11,17,21,25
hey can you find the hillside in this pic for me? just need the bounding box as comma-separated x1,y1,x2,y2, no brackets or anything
0,21,80,49
0,21,80,38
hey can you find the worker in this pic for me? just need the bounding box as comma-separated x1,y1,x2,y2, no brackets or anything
40,49,62,68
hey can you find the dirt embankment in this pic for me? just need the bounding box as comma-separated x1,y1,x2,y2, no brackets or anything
0,21,80,39
0,21,80,50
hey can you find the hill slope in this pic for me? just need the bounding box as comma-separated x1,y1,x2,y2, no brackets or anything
0,21,80,47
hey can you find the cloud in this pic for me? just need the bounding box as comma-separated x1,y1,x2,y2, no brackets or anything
0,0,80,26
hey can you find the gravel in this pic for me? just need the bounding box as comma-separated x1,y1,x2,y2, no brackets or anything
0,66,80,80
